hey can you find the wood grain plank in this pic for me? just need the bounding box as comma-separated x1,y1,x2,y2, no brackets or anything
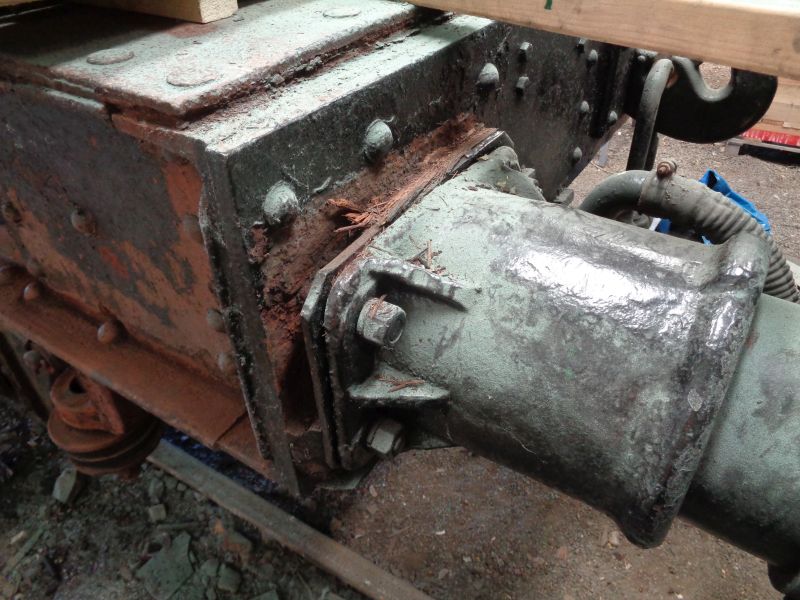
78,0,237,23
411,0,800,79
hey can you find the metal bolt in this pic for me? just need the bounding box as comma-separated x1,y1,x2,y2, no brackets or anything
607,111,619,125
575,38,587,53
518,42,533,62
262,182,300,227
579,100,591,115
587,49,599,65
97,320,122,344
206,308,226,332
86,49,135,65
477,63,500,90
182,215,204,243
22,282,41,301
70,208,96,235
0,265,16,285
515,76,531,95
366,418,405,458
1,201,21,224
363,120,394,164
571,147,583,163
357,298,406,348
656,160,678,179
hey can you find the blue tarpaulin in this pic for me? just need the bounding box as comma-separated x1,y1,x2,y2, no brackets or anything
655,170,771,242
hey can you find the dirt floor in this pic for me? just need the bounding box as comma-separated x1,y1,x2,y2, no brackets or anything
2,71,798,600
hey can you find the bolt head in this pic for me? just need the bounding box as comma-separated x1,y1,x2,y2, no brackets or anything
363,120,394,164
22,282,41,301
70,209,96,235
357,298,406,348
97,320,122,344
571,147,583,163
477,63,500,90
579,100,591,115
515,76,531,95
607,111,619,125
366,418,405,458
587,49,599,65
518,42,533,62
575,38,587,53
262,182,300,227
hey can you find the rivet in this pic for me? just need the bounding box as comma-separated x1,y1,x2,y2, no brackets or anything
477,63,500,90
579,100,591,114
217,352,237,376
97,320,122,344
182,215,204,244
206,308,226,332
86,49,135,65
575,38,587,53
518,42,533,62
23,282,41,301
587,50,599,65
323,7,361,18
166,67,218,88
571,147,583,163
0,265,17,285
607,111,619,125
70,208,96,235
22,349,43,371
515,76,531,95
1,201,21,224
363,120,394,164
262,182,300,227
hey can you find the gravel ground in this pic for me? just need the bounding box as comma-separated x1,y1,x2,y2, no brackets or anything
1,77,798,600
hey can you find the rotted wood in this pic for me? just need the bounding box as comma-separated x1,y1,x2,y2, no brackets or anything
148,441,434,600
411,0,800,80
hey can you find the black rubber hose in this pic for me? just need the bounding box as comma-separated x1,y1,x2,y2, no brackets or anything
578,170,649,219
578,170,800,303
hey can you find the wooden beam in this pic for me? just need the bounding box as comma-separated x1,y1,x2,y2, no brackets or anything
411,0,800,80
148,441,434,600
78,0,237,23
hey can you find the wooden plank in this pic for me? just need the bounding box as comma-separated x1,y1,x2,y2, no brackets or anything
147,441,434,600
411,0,800,80
78,0,237,23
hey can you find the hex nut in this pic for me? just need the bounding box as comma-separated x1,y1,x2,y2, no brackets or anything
262,182,300,227
366,418,405,458
515,76,531,95
363,120,394,164
357,298,406,348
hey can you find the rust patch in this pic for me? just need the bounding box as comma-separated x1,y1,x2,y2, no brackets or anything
257,115,492,417
98,246,131,279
